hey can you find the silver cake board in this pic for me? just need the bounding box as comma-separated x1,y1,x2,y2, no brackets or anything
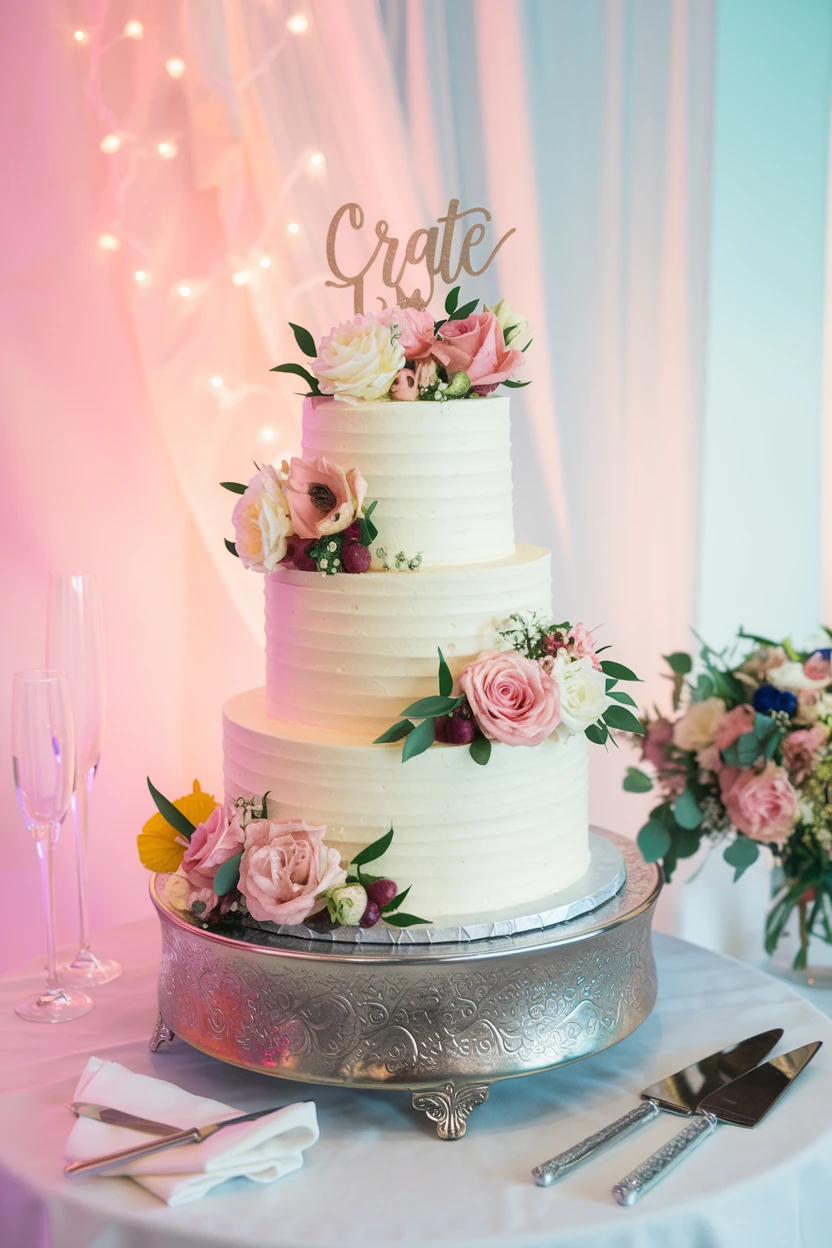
263,830,625,945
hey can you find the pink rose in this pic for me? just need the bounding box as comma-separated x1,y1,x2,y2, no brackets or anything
390,368,419,400
285,457,367,539
181,803,245,893
643,718,674,768
719,762,799,846
783,723,829,784
432,310,524,387
713,703,756,751
804,651,832,682
381,306,436,360
459,650,560,746
568,622,601,671
238,819,346,924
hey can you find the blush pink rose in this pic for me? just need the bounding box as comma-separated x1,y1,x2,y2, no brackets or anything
804,651,832,682
713,703,757,752
238,819,346,924
181,802,245,893
783,723,830,784
432,310,524,387
285,457,367,539
381,306,437,360
459,650,560,746
568,622,602,671
719,762,799,846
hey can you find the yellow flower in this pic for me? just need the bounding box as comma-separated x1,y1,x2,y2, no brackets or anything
137,779,218,873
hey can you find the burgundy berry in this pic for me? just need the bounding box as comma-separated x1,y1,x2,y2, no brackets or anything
344,520,362,541
434,714,449,742
367,878,398,908
447,716,476,745
292,539,317,572
360,900,382,928
342,540,372,574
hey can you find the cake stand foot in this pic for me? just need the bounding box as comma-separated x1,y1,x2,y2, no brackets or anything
149,1013,175,1052
411,1081,491,1140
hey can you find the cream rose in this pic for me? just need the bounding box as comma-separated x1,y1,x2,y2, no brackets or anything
232,465,292,573
312,313,406,404
672,697,726,751
554,654,609,735
767,660,829,693
164,869,191,912
489,299,531,351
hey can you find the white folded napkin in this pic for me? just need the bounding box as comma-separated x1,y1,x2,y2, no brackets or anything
66,1056,319,1205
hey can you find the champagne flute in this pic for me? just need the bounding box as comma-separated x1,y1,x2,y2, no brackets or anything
12,670,93,1022
47,573,121,985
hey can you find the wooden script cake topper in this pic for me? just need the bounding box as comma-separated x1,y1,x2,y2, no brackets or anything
326,200,515,315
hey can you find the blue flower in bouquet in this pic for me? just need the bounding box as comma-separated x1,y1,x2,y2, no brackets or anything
752,684,798,718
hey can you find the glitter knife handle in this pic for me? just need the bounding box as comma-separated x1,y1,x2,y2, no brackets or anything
611,1111,718,1206
532,1099,661,1187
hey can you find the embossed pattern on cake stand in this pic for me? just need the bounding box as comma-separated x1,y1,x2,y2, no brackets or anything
149,830,660,1139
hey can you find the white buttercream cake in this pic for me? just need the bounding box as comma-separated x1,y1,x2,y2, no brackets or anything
222,394,591,923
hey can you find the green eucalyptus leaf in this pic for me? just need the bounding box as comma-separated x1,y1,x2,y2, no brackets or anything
374,720,416,744
469,735,492,766
288,322,317,358
664,651,693,675
585,722,608,745
600,660,641,682
269,361,321,395
382,886,411,915
608,689,638,707
351,827,394,868
454,298,480,320
723,836,760,882
674,827,703,858
400,695,461,718
721,732,762,768
693,673,715,702
638,818,672,863
623,766,653,793
383,912,431,927
146,777,196,841
603,704,646,736
502,378,532,388
402,717,436,761
358,499,379,547
437,648,453,698
444,286,460,316
673,787,703,830
213,850,242,897
220,481,247,495
224,538,239,558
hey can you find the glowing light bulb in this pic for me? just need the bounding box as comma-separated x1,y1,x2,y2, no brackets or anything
97,233,120,251
287,222,300,235
74,30,88,44
100,133,122,154
309,152,324,167
134,270,147,283
286,14,308,34
165,57,186,79
124,20,144,39
259,256,271,269
157,140,178,160
232,268,252,287
211,376,224,388
178,284,192,298
260,427,276,441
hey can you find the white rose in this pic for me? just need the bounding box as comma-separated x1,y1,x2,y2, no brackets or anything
767,660,828,693
232,465,292,573
672,696,726,751
164,869,191,912
312,313,406,404
489,299,531,351
554,654,609,735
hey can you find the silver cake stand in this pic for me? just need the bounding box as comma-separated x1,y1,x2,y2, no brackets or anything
149,829,660,1139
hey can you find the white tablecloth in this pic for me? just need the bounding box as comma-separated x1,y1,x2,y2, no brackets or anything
1,920,831,1248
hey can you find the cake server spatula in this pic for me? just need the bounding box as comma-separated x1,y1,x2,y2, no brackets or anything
612,1040,822,1206
532,1028,782,1186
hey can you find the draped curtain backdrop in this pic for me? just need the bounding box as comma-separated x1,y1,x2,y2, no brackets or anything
2,0,829,972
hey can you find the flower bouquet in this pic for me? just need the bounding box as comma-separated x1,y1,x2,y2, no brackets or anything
626,630,832,970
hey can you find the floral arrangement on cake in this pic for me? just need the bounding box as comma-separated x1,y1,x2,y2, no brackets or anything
625,629,832,969
221,456,396,577
138,779,429,931
375,612,644,765
270,288,531,405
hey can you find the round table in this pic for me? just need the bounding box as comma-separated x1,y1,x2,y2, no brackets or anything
1,919,831,1248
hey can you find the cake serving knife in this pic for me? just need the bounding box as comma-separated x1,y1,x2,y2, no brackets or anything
532,1028,782,1186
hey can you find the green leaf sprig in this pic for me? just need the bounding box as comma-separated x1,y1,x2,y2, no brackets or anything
270,322,321,395
345,827,430,927
374,649,490,765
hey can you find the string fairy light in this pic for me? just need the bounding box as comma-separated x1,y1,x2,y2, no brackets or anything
177,283,192,298
260,427,276,441
99,133,122,153
286,14,308,34
165,57,186,79
211,376,224,388
124,20,144,40
309,152,324,168
287,222,300,234
74,30,88,44
259,256,272,268
97,233,120,251
232,268,252,287
157,140,178,160
134,269,148,283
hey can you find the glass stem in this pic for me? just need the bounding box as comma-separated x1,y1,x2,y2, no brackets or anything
35,826,60,991
71,766,96,955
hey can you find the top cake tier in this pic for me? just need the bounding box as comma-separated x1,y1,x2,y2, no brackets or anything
301,396,514,566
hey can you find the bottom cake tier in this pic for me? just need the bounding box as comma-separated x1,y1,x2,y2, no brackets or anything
223,688,590,923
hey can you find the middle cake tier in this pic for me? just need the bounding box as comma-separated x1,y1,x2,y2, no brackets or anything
265,542,551,737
